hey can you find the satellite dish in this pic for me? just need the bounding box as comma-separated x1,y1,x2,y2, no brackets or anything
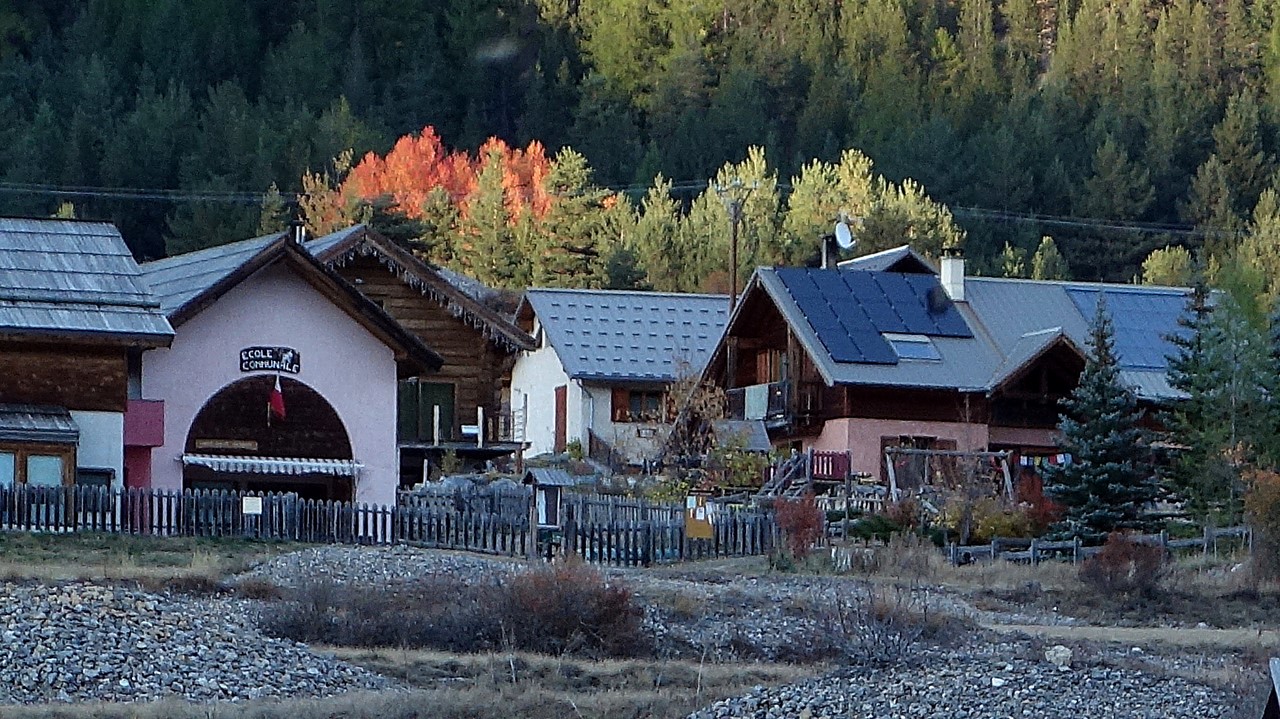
834,220,856,250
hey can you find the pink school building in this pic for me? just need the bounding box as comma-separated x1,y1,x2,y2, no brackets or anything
131,230,440,506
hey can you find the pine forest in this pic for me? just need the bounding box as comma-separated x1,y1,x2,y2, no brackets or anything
4,0,1280,299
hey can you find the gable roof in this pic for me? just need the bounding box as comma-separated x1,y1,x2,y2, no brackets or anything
837,245,936,274
307,225,534,352
519,288,729,383
739,267,1190,400
0,218,173,345
140,234,442,373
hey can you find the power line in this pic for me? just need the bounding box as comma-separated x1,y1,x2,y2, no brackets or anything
0,177,1246,241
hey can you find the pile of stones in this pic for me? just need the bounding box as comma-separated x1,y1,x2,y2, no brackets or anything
0,582,390,704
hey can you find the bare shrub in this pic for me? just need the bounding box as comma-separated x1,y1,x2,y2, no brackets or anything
233,577,284,601
775,493,824,559
261,576,503,652
1245,468,1280,579
817,585,966,665
880,532,940,585
500,556,648,658
1078,532,1167,598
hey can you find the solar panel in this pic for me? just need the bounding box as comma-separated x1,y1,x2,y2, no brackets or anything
1066,287,1189,372
778,267,972,366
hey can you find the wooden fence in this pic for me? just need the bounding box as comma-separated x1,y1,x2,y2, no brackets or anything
560,500,775,566
0,485,775,567
947,525,1252,565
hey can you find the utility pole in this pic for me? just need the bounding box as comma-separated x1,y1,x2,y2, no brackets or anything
715,178,758,314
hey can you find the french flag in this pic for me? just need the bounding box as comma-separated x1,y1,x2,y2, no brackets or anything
268,374,286,422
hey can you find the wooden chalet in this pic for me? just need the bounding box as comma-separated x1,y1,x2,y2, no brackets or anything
706,247,1190,490
307,226,537,484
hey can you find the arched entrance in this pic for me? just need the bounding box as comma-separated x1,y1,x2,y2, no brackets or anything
183,375,356,501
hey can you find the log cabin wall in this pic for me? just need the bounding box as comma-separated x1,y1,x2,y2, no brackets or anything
0,342,127,412
840,386,989,425
333,256,508,435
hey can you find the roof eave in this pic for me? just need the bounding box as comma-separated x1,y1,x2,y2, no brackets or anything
315,226,536,352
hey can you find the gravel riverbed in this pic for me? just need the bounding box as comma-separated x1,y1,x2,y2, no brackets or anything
0,582,391,704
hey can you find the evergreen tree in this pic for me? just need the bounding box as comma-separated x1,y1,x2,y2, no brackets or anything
459,148,525,288
1031,236,1070,280
531,148,610,288
1166,289,1272,522
999,241,1027,277
1044,298,1159,540
1141,245,1194,286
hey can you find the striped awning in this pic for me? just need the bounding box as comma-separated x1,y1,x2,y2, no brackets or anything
180,454,362,477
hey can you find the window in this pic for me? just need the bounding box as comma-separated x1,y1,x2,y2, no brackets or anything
0,452,13,488
611,389,667,422
26,455,63,487
884,333,942,361
0,444,74,487
76,468,114,488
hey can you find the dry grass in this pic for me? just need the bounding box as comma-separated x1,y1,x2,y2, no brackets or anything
0,532,299,592
0,650,815,719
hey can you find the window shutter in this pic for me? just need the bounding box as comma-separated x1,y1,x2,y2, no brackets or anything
611,388,630,422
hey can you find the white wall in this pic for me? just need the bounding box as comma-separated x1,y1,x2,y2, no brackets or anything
69,410,124,488
510,332,573,457
583,382,666,465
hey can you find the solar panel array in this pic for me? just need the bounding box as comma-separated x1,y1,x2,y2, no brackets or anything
1065,287,1190,371
774,268,972,365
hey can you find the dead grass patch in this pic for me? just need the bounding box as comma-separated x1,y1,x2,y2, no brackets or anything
0,653,815,719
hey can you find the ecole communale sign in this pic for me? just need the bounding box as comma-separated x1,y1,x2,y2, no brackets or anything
239,346,301,374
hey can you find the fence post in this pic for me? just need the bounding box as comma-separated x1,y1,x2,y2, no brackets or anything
1030,538,1038,565
1072,536,1081,564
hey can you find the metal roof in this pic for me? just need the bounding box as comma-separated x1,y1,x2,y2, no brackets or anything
522,467,580,486
746,268,1191,399
837,245,936,273
0,404,79,444
523,288,729,383
0,218,173,342
712,420,772,452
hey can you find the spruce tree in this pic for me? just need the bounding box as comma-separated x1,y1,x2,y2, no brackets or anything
1045,298,1159,540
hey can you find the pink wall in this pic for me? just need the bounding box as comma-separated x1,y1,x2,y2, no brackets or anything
124,446,151,488
807,418,991,478
141,264,399,506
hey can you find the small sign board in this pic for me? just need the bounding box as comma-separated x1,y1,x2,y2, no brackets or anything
195,439,259,451
684,493,713,540
240,346,301,374
241,496,263,516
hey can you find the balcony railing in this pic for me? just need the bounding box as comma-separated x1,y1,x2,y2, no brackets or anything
726,381,789,425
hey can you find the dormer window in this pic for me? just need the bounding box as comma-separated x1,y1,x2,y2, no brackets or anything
884,333,941,361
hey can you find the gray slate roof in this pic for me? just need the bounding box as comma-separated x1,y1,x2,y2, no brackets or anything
523,289,729,383
0,404,79,443
749,260,1191,400
139,232,280,314
0,218,173,342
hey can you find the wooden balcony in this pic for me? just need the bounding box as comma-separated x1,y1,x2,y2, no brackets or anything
726,381,790,427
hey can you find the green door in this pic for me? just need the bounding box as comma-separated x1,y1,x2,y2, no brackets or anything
398,380,456,442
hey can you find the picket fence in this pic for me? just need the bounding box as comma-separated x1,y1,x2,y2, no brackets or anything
0,485,776,567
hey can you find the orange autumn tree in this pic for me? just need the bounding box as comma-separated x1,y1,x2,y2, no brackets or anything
299,125,618,289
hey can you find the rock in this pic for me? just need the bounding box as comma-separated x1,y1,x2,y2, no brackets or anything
991,677,1007,687
1045,645,1073,668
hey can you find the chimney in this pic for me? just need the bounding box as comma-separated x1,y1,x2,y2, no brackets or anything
940,248,965,302
289,218,307,244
